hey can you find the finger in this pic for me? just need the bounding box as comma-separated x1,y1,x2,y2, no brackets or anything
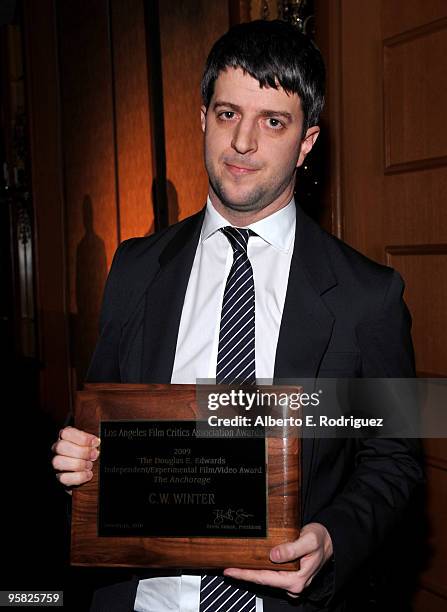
223,569,306,594
59,426,100,448
52,439,100,461
56,470,93,487
52,456,94,472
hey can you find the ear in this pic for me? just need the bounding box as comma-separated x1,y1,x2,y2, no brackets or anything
200,105,207,133
296,126,320,168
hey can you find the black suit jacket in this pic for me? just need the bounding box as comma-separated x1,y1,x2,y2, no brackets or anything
88,205,423,611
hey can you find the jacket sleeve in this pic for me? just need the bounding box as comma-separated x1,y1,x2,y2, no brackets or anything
309,270,424,603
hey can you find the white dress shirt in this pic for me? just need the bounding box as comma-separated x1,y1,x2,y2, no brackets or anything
135,197,296,612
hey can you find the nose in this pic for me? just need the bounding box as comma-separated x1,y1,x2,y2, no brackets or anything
231,118,258,155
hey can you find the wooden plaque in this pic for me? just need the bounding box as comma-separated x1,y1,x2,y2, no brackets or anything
71,383,301,570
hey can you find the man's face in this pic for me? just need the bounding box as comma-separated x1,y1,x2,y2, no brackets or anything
201,67,319,218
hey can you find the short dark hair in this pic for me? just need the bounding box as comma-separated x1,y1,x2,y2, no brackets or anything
201,20,325,135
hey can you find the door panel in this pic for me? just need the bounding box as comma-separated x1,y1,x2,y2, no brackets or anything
321,1,447,608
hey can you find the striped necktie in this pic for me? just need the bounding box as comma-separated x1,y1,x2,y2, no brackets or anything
200,575,256,612
216,227,256,385
199,226,257,612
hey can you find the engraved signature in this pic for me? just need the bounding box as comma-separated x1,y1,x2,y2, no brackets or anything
213,508,254,526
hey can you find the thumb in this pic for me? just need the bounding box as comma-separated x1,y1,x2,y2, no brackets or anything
270,527,320,564
270,540,301,563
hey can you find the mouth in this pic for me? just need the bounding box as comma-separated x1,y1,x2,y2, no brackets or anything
224,162,259,176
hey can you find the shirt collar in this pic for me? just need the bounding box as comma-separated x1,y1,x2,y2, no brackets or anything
201,196,296,253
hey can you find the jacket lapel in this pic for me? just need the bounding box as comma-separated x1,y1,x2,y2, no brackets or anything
274,206,337,380
274,205,337,522
140,210,205,383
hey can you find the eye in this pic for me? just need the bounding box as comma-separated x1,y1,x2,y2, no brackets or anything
265,117,284,130
218,111,236,121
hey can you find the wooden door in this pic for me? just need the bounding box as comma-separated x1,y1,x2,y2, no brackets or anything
317,1,447,609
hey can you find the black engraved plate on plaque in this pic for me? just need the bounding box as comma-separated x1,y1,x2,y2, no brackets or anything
98,421,267,538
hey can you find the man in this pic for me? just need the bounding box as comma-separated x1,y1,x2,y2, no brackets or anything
52,20,423,611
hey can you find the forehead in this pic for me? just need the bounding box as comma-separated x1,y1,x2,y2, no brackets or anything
211,67,302,116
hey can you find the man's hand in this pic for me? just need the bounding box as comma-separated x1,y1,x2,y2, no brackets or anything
51,426,101,490
224,522,333,597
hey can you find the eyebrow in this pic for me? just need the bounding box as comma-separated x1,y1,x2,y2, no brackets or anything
212,100,293,121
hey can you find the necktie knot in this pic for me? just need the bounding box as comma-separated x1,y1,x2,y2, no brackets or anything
221,226,253,254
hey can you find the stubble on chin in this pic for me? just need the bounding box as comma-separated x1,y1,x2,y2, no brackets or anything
210,178,267,213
